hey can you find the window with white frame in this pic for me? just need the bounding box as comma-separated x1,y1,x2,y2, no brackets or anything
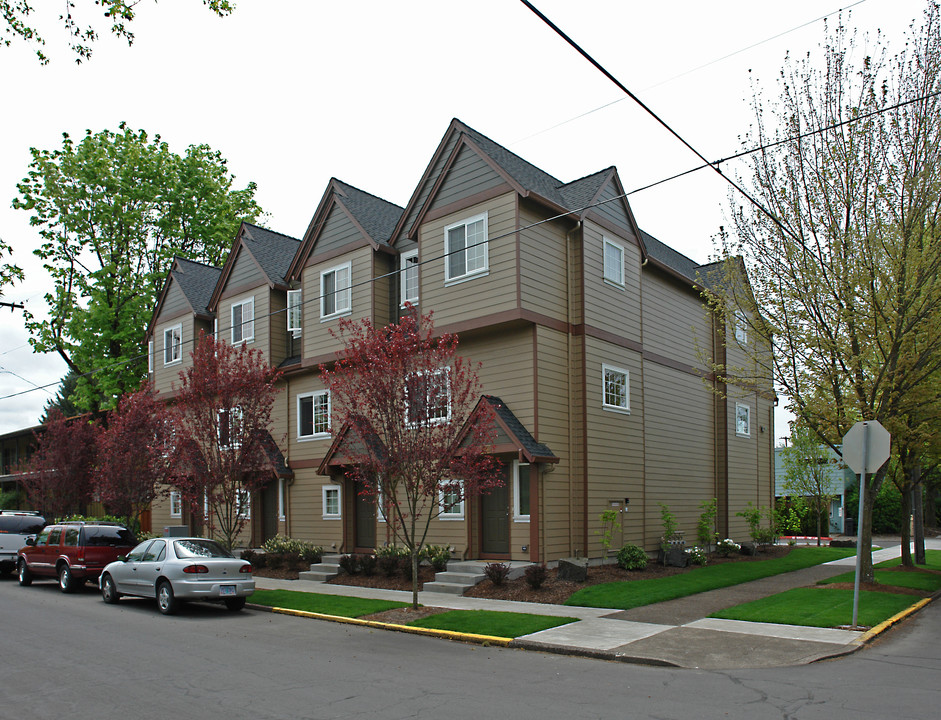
377,482,389,523
169,491,182,518
735,402,751,437
297,390,330,439
287,289,303,337
237,489,251,519
602,364,630,412
603,237,625,286
164,324,182,366
217,406,244,450
513,461,531,521
439,479,464,519
734,310,748,343
405,368,451,426
444,212,488,283
321,262,351,319
148,339,154,373
400,249,419,305
277,478,286,521
231,296,255,344
322,485,341,519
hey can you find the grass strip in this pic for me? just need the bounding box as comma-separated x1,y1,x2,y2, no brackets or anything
817,568,941,592
407,609,577,637
871,549,941,572
251,589,409,617
709,587,917,628
565,547,856,610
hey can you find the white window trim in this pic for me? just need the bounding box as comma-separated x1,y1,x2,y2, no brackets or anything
217,406,244,450
231,295,255,344
163,324,182,366
287,289,303,337
602,236,625,288
297,390,331,440
444,212,489,285
735,402,752,438
404,367,452,427
602,363,630,414
400,249,419,307
277,478,286,521
438,480,464,520
322,485,342,520
169,491,182,519
513,460,531,522
735,310,748,344
320,262,352,321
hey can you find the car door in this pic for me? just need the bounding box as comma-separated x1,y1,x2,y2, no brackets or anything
135,539,166,597
36,526,62,576
109,540,153,595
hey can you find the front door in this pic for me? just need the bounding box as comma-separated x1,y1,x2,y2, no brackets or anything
481,481,509,555
354,482,376,550
262,480,279,544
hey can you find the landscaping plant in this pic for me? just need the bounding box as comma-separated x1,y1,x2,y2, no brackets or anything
616,543,648,571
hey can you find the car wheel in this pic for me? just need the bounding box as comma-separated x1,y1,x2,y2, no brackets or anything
101,574,120,604
224,597,246,612
58,564,77,593
18,559,32,587
156,580,178,615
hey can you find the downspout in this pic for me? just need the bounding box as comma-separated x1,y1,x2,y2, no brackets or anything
566,221,581,556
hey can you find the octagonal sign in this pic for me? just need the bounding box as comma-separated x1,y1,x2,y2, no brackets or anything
842,421,891,475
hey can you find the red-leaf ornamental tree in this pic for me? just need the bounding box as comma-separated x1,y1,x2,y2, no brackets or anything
322,308,501,608
168,331,282,550
94,384,173,534
22,409,98,520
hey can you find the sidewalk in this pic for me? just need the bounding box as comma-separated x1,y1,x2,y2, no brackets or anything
253,538,940,670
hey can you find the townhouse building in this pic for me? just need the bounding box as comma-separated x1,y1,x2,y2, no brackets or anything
146,118,774,562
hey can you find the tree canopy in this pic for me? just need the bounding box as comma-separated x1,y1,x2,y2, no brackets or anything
14,124,263,414
1,0,234,64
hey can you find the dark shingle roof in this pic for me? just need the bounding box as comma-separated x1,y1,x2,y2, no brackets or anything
333,180,404,247
482,396,557,461
171,257,222,316
560,168,613,211
640,230,701,282
241,224,301,286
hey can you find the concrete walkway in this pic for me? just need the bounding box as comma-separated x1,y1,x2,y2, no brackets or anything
253,538,940,670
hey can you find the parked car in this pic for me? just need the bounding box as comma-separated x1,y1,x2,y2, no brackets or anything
0,512,45,576
18,521,137,592
99,537,254,615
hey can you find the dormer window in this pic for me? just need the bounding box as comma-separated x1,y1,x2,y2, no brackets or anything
321,262,351,320
231,296,254,344
400,249,419,306
164,324,182,366
603,237,625,287
287,289,302,337
444,213,488,284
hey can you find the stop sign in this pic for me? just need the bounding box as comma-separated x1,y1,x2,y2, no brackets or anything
842,420,891,474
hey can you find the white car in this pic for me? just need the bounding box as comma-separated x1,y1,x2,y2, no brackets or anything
99,537,254,615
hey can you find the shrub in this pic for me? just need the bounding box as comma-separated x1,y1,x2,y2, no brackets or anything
658,502,679,550
266,552,285,570
338,554,359,575
736,503,778,544
358,553,377,576
240,549,257,564
687,546,707,566
261,534,323,565
374,544,409,576
616,543,648,571
697,498,718,547
524,563,548,589
422,544,451,572
484,562,511,586
716,538,740,557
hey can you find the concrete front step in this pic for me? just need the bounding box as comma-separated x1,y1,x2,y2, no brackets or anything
298,554,343,582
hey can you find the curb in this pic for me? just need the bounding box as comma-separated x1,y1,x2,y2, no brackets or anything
248,603,513,647
857,595,935,644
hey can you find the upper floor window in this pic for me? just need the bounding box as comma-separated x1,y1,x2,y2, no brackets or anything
734,311,748,344
231,296,255,344
164,324,182,366
603,237,625,287
217,406,243,450
444,212,488,283
735,402,751,437
287,289,303,338
237,489,251,519
439,479,464,519
400,249,419,306
298,390,330,439
602,364,630,413
405,368,451,426
321,262,351,320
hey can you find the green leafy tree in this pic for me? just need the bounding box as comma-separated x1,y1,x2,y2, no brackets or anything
781,427,838,545
706,6,941,581
1,0,234,64
14,124,262,413
0,235,23,296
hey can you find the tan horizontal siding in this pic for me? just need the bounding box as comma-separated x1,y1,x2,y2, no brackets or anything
303,247,374,360
641,269,711,369
428,145,506,210
519,203,569,322
582,222,642,342
156,281,190,324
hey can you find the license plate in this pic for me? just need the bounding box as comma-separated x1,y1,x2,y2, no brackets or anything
220,585,236,596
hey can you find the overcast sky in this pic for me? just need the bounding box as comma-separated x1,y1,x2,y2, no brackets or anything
0,0,927,436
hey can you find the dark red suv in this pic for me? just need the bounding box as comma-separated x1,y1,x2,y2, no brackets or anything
18,522,137,592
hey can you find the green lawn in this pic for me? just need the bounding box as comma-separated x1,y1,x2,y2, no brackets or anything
565,547,856,610
708,587,918,628
818,568,941,592
871,549,941,572
251,589,409,617
407,609,577,637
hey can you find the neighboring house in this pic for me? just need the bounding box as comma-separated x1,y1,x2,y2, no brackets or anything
146,118,775,560
774,445,855,535
0,424,41,506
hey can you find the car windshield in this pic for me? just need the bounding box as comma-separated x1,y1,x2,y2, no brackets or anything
82,526,136,547
173,539,232,559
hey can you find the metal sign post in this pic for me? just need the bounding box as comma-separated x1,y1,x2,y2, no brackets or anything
852,424,869,628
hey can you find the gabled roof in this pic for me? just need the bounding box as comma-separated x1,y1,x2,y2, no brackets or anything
477,396,558,463
146,256,222,338
289,179,404,279
640,230,701,283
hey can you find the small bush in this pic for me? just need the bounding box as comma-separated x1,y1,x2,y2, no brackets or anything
377,554,399,576
616,543,648,571
687,546,707,566
484,562,511,586
338,554,359,575
422,544,451,572
524,563,548,589
358,553,377,576
266,552,285,569
240,549,257,564
299,545,323,564
716,538,740,557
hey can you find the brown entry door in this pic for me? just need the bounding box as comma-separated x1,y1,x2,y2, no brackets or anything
354,483,376,550
481,481,509,555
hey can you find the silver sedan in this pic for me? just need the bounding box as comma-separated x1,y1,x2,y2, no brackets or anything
98,537,255,615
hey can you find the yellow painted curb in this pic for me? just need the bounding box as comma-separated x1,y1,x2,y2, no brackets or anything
858,597,933,643
269,606,514,646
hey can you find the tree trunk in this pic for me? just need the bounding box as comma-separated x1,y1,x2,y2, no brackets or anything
899,485,913,567
913,480,926,565
815,508,822,546
411,549,420,609
858,469,886,584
